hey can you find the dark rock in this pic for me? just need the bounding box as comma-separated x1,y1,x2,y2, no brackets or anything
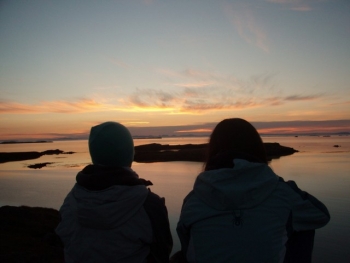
134,143,207,162
333,145,340,147
0,150,75,163
27,162,54,169
0,152,42,163
134,143,298,163
264,142,298,160
41,149,64,155
0,205,63,263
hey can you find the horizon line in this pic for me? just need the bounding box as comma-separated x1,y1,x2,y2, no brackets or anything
1,131,349,143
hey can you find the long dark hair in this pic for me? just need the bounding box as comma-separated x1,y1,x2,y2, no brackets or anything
204,118,267,171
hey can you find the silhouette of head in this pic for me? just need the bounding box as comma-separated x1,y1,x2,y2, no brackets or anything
204,118,267,170
88,122,134,167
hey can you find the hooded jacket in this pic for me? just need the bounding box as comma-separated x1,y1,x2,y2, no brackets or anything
177,159,330,263
56,165,172,263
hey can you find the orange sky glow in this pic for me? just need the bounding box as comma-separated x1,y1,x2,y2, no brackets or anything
0,1,349,141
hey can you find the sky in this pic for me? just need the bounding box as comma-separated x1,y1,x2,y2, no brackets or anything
0,0,350,140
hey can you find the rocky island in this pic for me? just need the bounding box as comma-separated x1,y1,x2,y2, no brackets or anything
134,142,298,162
0,149,75,164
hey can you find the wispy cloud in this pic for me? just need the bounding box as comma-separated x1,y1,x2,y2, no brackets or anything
128,120,350,137
254,119,350,134
0,69,326,116
173,81,214,88
175,128,213,133
126,121,150,125
284,94,323,101
119,68,326,113
0,131,89,141
0,98,114,114
123,85,324,114
159,68,224,90
126,89,180,110
224,2,270,52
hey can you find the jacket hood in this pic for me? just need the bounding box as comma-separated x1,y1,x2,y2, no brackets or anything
88,121,134,167
70,166,150,230
194,159,279,210
70,184,149,230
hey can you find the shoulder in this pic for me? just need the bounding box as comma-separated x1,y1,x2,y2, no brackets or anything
276,177,307,198
143,189,166,209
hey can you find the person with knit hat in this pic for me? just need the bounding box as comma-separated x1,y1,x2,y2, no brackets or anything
56,122,173,263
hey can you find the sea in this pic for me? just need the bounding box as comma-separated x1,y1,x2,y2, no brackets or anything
0,136,349,263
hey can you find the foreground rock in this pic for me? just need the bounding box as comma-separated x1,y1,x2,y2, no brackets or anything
0,205,63,263
134,142,298,162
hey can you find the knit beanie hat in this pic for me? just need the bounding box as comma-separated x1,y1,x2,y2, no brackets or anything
88,122,134,167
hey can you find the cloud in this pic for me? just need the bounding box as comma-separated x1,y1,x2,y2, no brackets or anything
224,3,270,52
253,119,350,134
127,89,180,110
127,120,350,136
0,131,89,141
182,69,220,79
0,98,113,114
173,81,214,88
119,68,326,114
175,129,213,133
123,85,323,114
0,70,327,116
284,94,323,101
126,121,150,125
159,68,224,90
2,119,349,140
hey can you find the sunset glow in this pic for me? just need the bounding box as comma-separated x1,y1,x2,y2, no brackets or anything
0,0,349,140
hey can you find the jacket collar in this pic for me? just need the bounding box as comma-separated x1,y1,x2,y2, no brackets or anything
205,150,264,171
76,164,153,191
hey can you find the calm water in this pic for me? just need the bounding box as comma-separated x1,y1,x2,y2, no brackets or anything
1,136,350,262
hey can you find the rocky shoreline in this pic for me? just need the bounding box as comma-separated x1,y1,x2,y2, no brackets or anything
0,205,64,263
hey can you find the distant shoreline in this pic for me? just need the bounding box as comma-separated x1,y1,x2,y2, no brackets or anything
0,140,53,144
0,133,348,144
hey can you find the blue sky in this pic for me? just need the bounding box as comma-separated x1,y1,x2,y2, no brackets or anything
0,0,349,140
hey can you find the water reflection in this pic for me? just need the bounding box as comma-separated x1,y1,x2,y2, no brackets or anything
1,137,350,262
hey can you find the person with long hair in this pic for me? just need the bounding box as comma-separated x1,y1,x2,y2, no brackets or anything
176,118,330,263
